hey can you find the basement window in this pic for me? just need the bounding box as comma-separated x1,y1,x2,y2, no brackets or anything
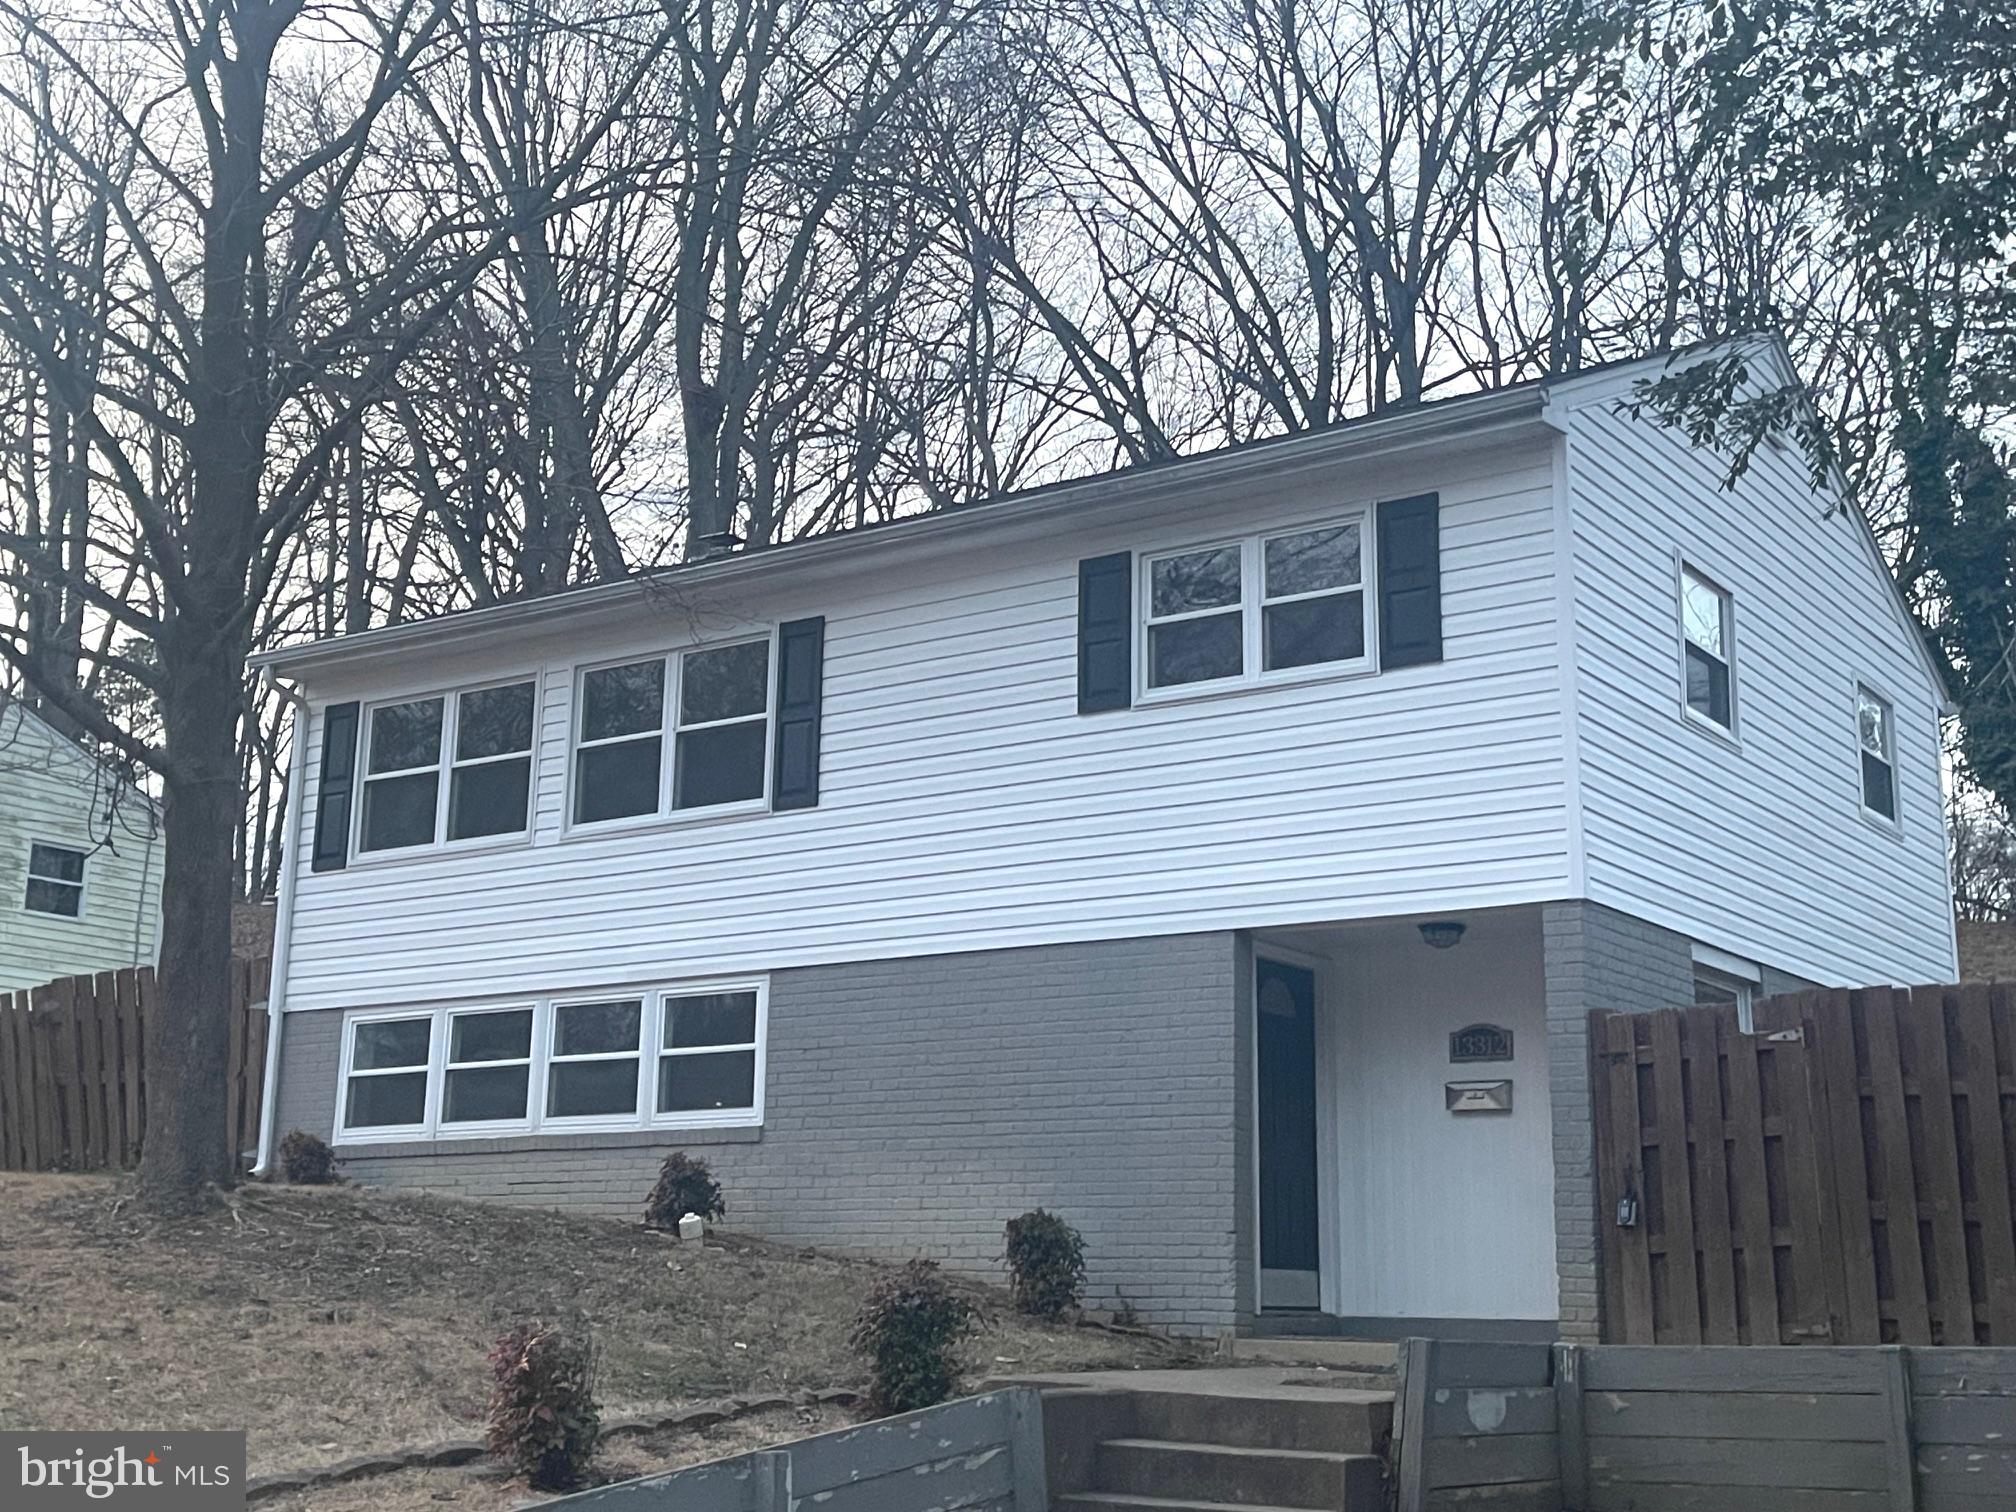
333,981,767,1145
24,841,86,919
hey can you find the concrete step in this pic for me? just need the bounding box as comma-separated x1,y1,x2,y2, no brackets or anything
1127,1387,1389,1456
1092,1438,1382,1510
1057,1495,1335,1512
1225,1337,1399,1375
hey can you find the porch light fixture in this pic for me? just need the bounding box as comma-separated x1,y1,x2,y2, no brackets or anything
1418,920,1466,950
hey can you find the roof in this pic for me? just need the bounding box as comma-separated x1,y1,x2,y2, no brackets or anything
250,337,1942,704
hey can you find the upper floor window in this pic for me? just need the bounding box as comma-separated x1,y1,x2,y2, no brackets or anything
1858,686,1896,821
573,638,772,825
25,841,86,918
1679,565,1733,730
359,680,536,853
1143,517,1370,692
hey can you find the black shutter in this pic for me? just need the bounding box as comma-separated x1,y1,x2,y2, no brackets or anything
1078,552,1134,712
311,701,360,873
1377,492,1443,669
772,616,825,810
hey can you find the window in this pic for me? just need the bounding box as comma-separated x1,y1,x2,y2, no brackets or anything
1680,566,1733,729
342,1015,433,1132
547,998,643,1120
1858,686,1896,821
359,680,535,852
572,639,772,825
658,989,760,1115
1143,516,1372,692
333,981,766,1144
24,841,85,918
1692,946,1761,1033
442,1007,533,1125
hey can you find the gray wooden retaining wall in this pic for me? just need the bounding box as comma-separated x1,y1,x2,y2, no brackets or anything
1397,1340,2016,1511
533,1388,1045,1512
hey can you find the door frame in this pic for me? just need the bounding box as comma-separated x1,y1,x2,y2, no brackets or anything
1250,942,1338,1315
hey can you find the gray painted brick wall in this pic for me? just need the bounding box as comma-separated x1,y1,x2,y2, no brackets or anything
1539,901,1815,1342
273,932,1244,1333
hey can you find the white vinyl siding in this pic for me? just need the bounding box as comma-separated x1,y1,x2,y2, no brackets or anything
279,441,1575,1012
1562,371,1954,987
0,702,161,992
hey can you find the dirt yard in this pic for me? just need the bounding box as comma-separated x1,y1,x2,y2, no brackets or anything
0,1172,1195,1506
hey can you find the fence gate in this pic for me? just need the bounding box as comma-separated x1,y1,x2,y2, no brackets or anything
1591,985,2016,1346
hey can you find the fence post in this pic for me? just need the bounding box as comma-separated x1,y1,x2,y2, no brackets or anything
1394,1337,1434,1512
1007,1388,1048,1511
748,1449,791,1511
1553,1343,1587,1512
1881,1347,1917,1511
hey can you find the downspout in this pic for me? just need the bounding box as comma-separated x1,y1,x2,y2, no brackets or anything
251,681,308,1177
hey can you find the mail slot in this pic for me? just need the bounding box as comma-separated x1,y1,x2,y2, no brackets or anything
1446,1079,1513,1113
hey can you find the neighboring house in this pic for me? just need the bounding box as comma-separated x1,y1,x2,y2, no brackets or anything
0,697,163,993
1957,919,2016,980
251,339,1957,1342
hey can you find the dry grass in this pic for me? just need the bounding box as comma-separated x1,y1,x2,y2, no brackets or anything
0,1172,1193,1503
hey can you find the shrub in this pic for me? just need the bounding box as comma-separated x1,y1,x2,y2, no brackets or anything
485,1319,601,1490
1003,1209,1086,1319
277,1129,340,1186
642,1151,726,1230
850,1259,977,1414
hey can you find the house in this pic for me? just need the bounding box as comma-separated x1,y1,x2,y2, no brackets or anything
0,696,163,993
249,340,1957,1341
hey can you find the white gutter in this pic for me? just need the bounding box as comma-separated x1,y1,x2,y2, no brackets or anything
251,683,309,1177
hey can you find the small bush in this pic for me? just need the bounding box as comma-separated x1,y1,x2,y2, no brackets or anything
850,1259,977,1414
642,1151,726,1230
1003,1208,1086,1319
485,1319,601,1490
277,1129,340,1186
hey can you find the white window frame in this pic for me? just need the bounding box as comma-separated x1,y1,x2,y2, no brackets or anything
1692,944,1761,1034
23,839,88,920
541,994,650,1131
1856,683,1899,827
331,978,769,1147
438,1003,538,1134
1137,510,1376,703
352,673,539,861
335,1008,440,1143
567,631,777,834
1677,560,1737,739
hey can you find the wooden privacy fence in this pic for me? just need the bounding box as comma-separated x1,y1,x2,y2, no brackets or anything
1394,1337,2016,1511
0,957,270,1172
1593,984,2016,1347
535,1389,1047,1511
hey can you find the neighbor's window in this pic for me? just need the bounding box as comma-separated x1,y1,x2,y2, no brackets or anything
441,1006,534,1125
334,983,766,1144
572,639,772,824
1680,565,1733,729
546,998,643,1120
1858,686,1896,821
342,1015,433,1132
359,681,535,852
24,841,86,918
1144,517,1372,691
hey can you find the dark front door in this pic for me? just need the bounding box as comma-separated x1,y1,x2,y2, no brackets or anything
1256,957,1320,1309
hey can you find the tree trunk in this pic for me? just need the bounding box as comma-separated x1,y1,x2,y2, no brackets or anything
137,632,242,1203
